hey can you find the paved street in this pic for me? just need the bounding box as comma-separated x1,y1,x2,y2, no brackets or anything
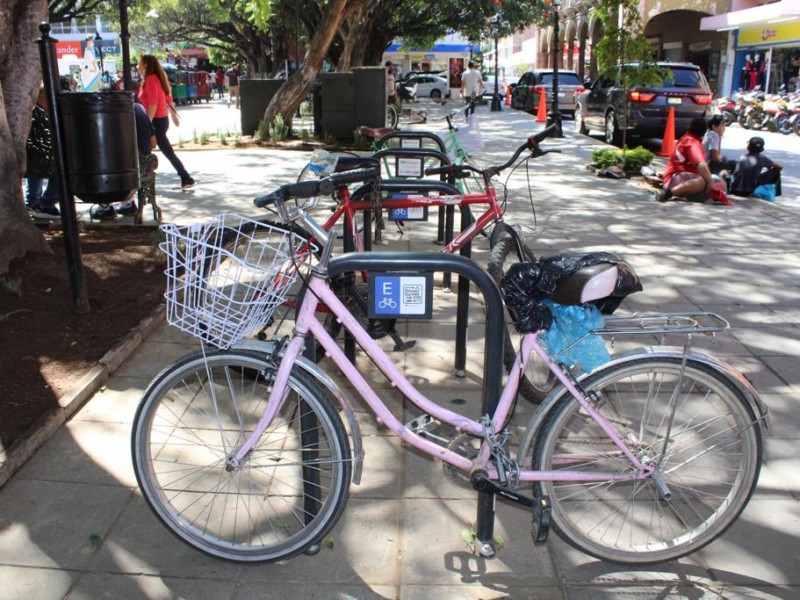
2,101,800,599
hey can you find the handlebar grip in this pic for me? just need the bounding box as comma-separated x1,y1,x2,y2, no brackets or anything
327,166,380,188
254,179,331,208
529,124,559,146
424,166,451,176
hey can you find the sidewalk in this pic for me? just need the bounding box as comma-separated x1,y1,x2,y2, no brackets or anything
1,104,799,599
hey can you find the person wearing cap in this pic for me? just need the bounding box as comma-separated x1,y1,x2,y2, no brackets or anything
658,117,719,203
730,137,782,197
386,61,396,105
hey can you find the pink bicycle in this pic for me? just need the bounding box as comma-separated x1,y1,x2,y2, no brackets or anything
132,132,767,566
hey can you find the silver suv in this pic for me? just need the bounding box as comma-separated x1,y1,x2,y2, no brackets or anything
511,69,585,118
574,62,712,145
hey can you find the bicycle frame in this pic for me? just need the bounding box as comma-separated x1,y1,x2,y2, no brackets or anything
228,266,652,486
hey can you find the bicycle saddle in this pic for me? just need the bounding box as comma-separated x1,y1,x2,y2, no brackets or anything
359,126,395,140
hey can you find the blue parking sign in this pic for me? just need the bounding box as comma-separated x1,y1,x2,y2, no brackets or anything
368,272,433,319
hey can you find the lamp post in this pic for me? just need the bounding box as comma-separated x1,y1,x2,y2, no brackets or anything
547,0,563,136
119,0,132,91
490,16,502,112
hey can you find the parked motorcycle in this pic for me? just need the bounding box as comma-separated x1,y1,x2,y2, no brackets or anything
396,81,417,103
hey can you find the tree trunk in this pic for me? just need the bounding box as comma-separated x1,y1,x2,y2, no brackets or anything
0,0,52,275
261,0,369,132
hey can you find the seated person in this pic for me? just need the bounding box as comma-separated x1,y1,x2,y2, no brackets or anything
702,115,737,176
658,117,721,203
729,136,783,198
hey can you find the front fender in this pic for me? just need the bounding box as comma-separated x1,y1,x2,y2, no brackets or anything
517,346,770,464
232,339,365,485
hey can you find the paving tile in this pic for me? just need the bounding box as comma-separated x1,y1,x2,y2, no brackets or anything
400,498,558,587
691,498,800,586
71,376,147,424
234,583,398,599
0,565,74,600
113,341,198,380
69,572,236,600
16,420,135,488
90,495,242,580
239,499,400,586
403,584,563,599
0,480,132,570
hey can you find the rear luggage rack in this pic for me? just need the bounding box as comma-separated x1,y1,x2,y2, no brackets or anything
596,312,729,337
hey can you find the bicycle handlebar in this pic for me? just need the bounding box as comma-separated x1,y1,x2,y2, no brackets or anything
424,124,559,178
254,166,380,208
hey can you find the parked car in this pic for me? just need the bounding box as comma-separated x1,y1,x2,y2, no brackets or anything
510,70,585,118
574,62,713,145
404,75,451,99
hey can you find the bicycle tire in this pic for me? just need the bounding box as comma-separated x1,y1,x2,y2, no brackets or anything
387,104,399,128
487,235,557,404
132,350,352,562
533,356,762,564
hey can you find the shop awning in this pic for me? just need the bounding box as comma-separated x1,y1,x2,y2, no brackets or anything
700,0,800,31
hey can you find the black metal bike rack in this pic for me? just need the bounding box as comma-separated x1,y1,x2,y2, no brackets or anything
372,134,453,247
328,251,504,549
348,179,472,373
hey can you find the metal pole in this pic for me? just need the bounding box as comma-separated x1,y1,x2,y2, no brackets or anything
94,31,104,86
119,0,132,91
37,23,90,314
547,1,563,136
490,23,502,112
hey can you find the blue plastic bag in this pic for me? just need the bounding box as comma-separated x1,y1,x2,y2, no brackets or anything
752,183,776,202
539,300,610,374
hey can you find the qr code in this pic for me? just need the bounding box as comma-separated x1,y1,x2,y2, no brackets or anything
403,284,423,305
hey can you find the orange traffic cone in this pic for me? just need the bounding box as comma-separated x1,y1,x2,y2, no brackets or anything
658,106,676,157
505,86,511,106
535,91,547,122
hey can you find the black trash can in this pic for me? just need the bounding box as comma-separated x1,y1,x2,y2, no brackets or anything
59,91,139,203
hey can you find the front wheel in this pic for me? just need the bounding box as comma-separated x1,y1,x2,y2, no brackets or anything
794,116,800,137
132,350,352,562
487,235,557,404
533,356,762,564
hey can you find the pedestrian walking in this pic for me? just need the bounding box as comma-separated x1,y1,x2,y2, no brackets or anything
137,54,195,189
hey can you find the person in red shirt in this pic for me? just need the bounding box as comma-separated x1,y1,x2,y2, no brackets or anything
658,117,716,203
137,54,195,189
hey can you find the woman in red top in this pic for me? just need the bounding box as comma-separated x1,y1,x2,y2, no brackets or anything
137,54,194,189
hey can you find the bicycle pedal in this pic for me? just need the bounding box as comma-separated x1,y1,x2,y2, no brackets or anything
530,496,551,546
389,331,416,351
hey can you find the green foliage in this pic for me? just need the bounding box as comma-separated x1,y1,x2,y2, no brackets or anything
199,130,210,145
218,128,228,145
591,146,655,173
268,114,288,142
323,133,337,146
593,0,670,89
256,119,269,141
299,100,313,117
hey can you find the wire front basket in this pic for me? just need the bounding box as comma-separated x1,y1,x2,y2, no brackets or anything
160,213,313,349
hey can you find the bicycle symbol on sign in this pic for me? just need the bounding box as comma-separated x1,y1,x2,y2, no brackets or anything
378,297,397,310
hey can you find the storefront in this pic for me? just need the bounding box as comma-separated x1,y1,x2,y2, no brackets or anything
701,0,800,96
733,23,800,93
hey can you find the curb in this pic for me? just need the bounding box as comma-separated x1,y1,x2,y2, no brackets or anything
0,304,165,488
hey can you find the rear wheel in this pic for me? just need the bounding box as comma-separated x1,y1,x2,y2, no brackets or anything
604,111,621,146
533,356,762,564
387,104,399,128
487,235,556,404
132,350,352,562
775,114,793,135
575,104,588,135
430,89,442,99
794,116,800,136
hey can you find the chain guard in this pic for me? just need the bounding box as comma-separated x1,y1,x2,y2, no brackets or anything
332,276,396,341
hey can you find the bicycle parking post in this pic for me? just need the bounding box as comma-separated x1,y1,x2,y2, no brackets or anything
327,252,505,552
